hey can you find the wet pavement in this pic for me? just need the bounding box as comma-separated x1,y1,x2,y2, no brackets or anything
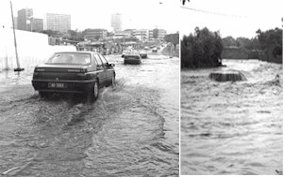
181,59,282,175
0,53,179,176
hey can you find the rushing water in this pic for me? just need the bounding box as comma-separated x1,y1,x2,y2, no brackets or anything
0,53,179,176
181,59,282,175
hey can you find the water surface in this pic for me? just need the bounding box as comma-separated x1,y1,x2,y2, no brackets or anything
0,54,179,176
181,59,282,175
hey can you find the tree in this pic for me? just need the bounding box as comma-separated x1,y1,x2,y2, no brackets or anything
67,30,84,41
256,28,282,63
181,27,223,68
153,28,159,39
40,30,61,37
236,37,251,48
164,33,179,48
222,36,237,47
222,36,261,51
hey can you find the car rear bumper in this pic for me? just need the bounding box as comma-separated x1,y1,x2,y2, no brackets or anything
32,79,95,93
124,59,141,64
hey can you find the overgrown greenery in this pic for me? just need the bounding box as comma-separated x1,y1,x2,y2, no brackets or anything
67,30,84,41
221,28,282,63
222,36,260,50
181,27,223,68
40,29,84,41
256,28,282,63
164,33,179,48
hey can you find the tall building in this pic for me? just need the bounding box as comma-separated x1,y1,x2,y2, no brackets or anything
31,18,43,32
152,28,167,41
45,13,71,33
148,30,154,41
17,8,33,31
134,29,149,41
113,30,133,39
111,13,122,32
84,29,107,41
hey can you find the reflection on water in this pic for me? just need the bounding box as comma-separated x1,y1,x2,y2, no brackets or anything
181,59,282,175
0,54,179,176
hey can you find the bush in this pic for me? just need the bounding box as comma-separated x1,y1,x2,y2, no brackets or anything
256,28,282,63
181,27,223,68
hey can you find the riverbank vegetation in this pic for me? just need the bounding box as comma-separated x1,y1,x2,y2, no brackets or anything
221,28,282,63
164,33,179,49
181,27,223,68
256,28,282,63
163,33,179,57
181,27,282,68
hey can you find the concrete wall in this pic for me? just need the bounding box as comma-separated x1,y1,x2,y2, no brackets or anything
0,29,76,71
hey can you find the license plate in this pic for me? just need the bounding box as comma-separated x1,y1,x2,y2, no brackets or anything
48,82,64,88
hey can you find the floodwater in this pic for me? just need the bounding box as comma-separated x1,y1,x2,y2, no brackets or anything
181,59,282,175
0,53,179,176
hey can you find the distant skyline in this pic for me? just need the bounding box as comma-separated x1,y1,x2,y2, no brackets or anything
180,0,283,38
0,0,179,33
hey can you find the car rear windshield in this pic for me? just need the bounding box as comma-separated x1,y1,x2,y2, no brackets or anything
46,53,91,65
125,55,140,59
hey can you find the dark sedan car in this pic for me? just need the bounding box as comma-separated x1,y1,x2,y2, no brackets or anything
139,50,148,59
123,53,142,64
32,51,115,100
152,48,157,53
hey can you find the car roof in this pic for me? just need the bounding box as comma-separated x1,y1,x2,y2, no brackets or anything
124,53,140,57
54,51,98,55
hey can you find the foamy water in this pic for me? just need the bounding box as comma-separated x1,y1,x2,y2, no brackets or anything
181,59,282,175
0,54,179,176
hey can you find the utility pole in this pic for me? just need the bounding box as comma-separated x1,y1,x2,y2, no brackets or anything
10,1,24,72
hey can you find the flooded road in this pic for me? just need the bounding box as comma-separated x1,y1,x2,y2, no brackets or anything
181,59,282,175
0,53,179,176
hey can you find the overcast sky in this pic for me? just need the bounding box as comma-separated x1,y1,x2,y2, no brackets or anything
0,0,180,33
0,0,283,37
180,0,283,38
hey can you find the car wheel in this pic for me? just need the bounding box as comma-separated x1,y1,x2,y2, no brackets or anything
111,74,116,88
93,81,99,100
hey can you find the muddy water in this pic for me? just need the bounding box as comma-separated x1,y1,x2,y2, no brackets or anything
181,59,282,175
0,54,179,176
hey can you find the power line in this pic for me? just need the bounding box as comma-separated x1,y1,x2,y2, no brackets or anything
180,6,246,18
